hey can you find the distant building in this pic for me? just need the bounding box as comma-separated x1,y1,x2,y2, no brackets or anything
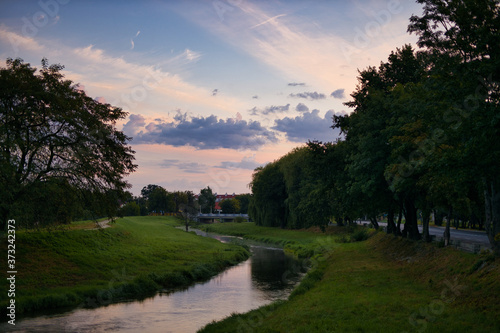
214,193,236,210
194,192,240,211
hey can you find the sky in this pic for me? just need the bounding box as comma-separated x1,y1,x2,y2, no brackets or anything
0,0,423,196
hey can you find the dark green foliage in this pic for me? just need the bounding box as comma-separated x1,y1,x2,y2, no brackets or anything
119,201,141,216
219,198,240,214
0,58,136,229
234,216,246,223
247,1,500,253
249,145,344,230
249,163,287,227
199,186,216,213
350,228,369,242
235,193,251,214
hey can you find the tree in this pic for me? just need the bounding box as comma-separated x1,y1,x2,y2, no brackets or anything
408,0,500,253
336,45,425,239
249,163,287,228
0,58,136,229
220,198,240,214
141,184,161,201
179,191,198,231
199,186,216,213
235,194,251,214
119,201,140,216
148,186,168,213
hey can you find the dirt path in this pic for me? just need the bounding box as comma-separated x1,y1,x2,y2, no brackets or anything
88,219,113,230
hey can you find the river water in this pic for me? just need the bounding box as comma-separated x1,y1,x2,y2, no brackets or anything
2,229,305,333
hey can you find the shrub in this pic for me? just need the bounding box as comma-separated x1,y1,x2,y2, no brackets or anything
350,228,369,242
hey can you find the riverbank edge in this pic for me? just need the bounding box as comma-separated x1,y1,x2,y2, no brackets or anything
0,217,251,320
198,223,500,332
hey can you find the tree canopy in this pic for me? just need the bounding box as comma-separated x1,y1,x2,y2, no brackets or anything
0,58,136,228
248,0,500,254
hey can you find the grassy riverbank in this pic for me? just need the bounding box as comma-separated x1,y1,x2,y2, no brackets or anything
0,216,249,318
199,223,499,333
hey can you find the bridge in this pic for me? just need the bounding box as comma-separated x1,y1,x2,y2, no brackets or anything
197,213,250,223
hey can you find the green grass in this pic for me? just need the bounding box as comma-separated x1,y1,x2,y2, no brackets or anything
0,216,249,317
199,224,500,333
200,222,351,258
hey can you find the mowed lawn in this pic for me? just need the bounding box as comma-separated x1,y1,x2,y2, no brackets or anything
0,216,249,316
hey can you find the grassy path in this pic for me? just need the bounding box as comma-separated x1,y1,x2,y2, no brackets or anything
199,223,500,333
0,216,249,318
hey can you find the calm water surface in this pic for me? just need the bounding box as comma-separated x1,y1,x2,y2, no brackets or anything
2,229,305,333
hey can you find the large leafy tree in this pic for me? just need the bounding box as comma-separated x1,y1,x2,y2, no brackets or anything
219,198,240,214
235,194,251,214
336,45,426,239
248,163,287,228
0,58,136,228
199,186,216,213
408,0,500,253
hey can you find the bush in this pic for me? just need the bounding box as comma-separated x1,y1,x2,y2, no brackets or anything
119,202,140,216
350,228,369,242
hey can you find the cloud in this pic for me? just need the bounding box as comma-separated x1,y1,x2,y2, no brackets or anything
212,88,218,96
160,159,206,173
216,155,261,170
252,95,259,99
0,25,44,56
130,30,141,50
249,104,290,116
122,114,146,137
250,13,287,29
183,48,201,62
175,1,420,106
272,109,341,143
330,89,345,99
295,103,309,112
288,82,306,86
124,112,278,150
0,27,243,117
289,92,326,100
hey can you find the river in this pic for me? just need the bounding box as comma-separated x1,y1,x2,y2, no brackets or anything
2,229,306,333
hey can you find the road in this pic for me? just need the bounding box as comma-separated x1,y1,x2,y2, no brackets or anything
362,221,490,248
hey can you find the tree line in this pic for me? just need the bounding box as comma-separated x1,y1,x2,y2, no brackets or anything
248,0,500,254
119,184,251,217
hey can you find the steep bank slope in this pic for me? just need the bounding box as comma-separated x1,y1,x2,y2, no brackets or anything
200,224,499,332
0,216,249,318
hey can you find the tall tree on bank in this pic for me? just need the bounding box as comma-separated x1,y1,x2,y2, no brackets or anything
408,0,500,253
249,163,287,228
0,58,136,228
336,45,426,240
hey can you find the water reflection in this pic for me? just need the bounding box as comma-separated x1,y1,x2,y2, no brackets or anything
2,231,305,333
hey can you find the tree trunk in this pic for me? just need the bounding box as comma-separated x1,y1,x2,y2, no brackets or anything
444,207,451,247
336,216,344,227
387,209,396,235
422,209,431,242
370,216,379,230
404,198,421,240
396,207,402,236
484,179,500,255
